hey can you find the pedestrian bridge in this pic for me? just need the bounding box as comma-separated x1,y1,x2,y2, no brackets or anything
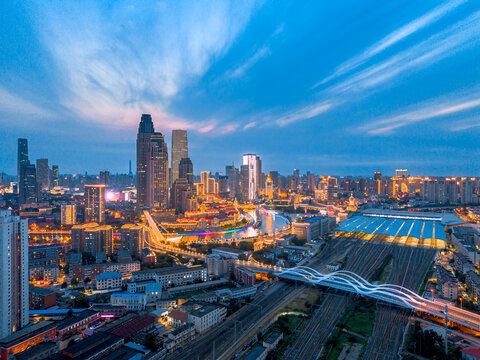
276,266,480,332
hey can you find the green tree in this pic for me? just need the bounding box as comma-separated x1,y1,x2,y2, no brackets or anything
71,278,79,286
73,294,90,308
61,282,68,288
238,254,248,261
238,241,254,251
145,333,158,351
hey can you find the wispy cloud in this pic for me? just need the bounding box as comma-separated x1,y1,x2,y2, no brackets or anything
0,87,52,119
229,46,271,78
31,1,258,132
328,10,480,96
316,0,466,87
275,102,332,126
361,92,480,135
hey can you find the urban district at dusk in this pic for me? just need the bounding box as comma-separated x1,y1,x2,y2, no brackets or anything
1,1,480,360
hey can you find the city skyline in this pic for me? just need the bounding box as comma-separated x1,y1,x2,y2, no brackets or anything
1,1,480,175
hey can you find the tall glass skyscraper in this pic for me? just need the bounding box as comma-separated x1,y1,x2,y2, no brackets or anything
136,114,169,209
17,138,29,194
171,130,188,185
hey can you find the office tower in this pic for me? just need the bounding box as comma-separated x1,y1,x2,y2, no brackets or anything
256,157,263,191
461,178,474,204
171,178,194,213
201,171,210,192
307,173,316,193
218,175,228,197
150,133,169,209
374,171,382,181
136,114,169,209
266,174,274,199
269,171,279,188
121,224,150,258
171,130,188,185
242,154,260,201
52,165,59,187
19,163,37,205
84,225,113,255
179,157,194,186
36,159,50,200
100,170,110,185
17,138,29,193
61,203,77,225
0,210,29,338
84,184,105,223
395,169,407,178
129,160,133,176
226,164,237,198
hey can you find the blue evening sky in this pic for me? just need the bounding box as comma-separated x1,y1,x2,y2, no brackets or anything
1,0,479,176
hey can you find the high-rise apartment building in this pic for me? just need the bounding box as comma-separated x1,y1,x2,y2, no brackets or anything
179,157,194,186
0,210,29,338
61,203,77,225
100,170,110,185
84,225,113,255
19,163,37,205
121,224,150,257
52,165,59,187
84,184,105,223
225,165,237,198
171,130,188,185
374,171,382,181
36,159,50,200
17,138,29,193
395,169,408,178
136,114,169,209
242,154,259,201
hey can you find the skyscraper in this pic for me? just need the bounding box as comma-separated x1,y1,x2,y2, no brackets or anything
136,114,169,210
36,158,50,197
225,164,237,199
100,170,110,185
61,203,77,225
84,184,105,223
0,210,29,338
242,154,260,201
179,157,194,186
17,138,28,193
52,165,59,187
19,163,37,205
171,130,188,185
150,133,169,209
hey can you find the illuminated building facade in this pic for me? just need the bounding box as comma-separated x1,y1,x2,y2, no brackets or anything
84,184,105,223
395,169,407,178
61,203,76,225
242,154,260,201
136,114,169,210
120,224,149,257
84,225,113,255
0,210,29,338
171,130,188,185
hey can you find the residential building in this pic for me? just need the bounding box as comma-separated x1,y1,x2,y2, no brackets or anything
84,184,106,223
0,210,29,338
206,254,234,276
61,203,76,225
111,293,147,311
187,303,227,333
131,265,207,286
84,225,113,255
120,224,149,258
164,323,195,353
96,272,123,290
234,267,256,285
19,163,36,205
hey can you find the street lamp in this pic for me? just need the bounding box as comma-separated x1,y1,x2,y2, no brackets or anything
460,297,463,309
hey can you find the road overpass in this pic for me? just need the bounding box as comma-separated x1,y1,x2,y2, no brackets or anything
276,266,480,332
